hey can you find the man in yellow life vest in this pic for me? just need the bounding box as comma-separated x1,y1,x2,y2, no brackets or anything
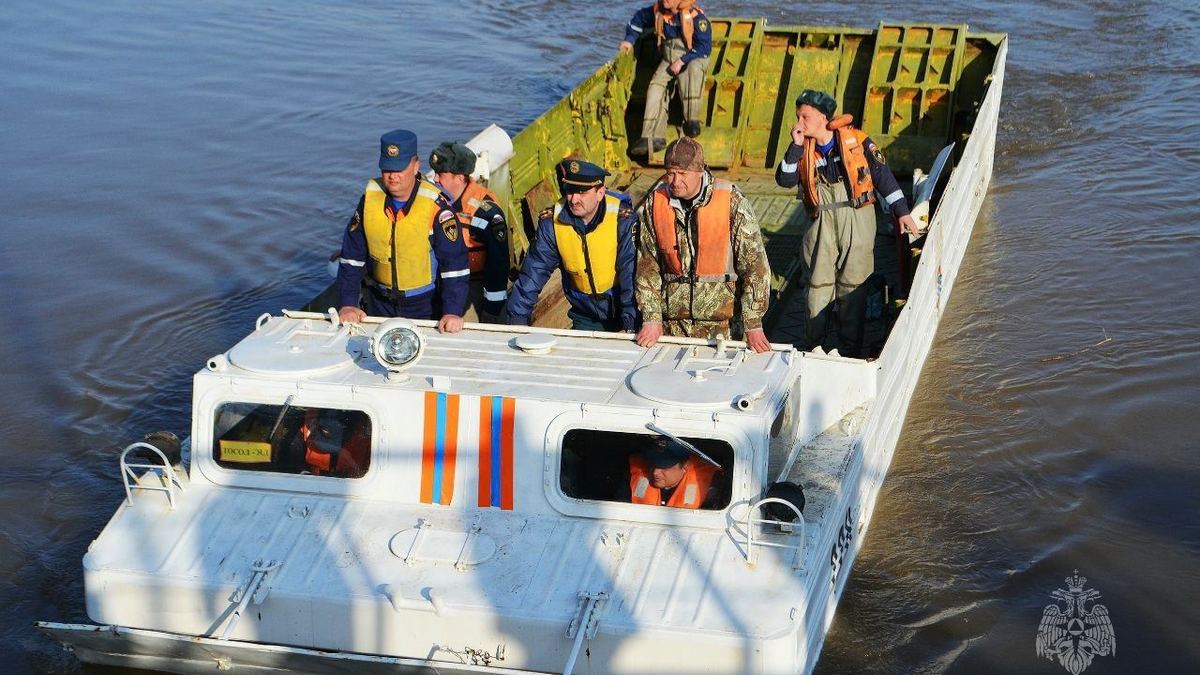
428,141,511,322
504,158,639,332
335,129,469,333
775,90,920,357
619,0,713,156
635,138,773,352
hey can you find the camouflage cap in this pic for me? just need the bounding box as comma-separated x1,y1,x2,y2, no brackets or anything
795,89,836,119
663,137,705,172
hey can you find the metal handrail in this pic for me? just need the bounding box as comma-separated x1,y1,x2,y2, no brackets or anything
738,497,806,569
119,442,184,510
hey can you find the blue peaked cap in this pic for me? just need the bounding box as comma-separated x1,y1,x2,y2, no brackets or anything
379,129,419,171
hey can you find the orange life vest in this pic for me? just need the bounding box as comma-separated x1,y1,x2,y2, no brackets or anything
654,0,703,49
650,178,736,282
455,180,499,276
629,455,718,509
798,115,875,213
302,409,370,478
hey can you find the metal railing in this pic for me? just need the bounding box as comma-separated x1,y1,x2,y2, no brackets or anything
732,497,807,569
119,442,184,510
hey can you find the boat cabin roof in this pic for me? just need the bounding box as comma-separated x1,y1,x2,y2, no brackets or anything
212,312,797,416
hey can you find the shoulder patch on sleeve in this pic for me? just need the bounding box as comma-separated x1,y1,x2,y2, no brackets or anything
868,142,887,165
539,207,554,220
439,210,460,242
348,212,361,232
698,18,709,32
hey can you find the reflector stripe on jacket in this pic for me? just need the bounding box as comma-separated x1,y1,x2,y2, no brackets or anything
478,396,516,510
421,391,460,505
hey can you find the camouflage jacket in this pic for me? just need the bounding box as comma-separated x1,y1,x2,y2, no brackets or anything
635,173,771,332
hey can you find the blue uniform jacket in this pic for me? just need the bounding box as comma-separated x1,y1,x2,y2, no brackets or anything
505,192,639,330
624,5,713,64
775,137,912,220
336,177,470,316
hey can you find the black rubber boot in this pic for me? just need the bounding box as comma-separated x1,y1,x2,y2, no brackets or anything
630,137,650,157
651,137,667,152
683,120,702,138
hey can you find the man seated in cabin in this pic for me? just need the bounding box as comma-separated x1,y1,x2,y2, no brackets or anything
335,129,469,333
299,408,370,479
619,0,712,157
622,437,723,509
634,138,773,352
429,141,511,322
774,90,919,357
504,158,639,332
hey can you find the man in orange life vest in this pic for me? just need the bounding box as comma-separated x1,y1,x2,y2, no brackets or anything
428,141,511,322
504,158,638,332
335,129,469,333
625,437,722,509
635,137,773,352
619,0,712,156
775,90,919,357
300,408,370,479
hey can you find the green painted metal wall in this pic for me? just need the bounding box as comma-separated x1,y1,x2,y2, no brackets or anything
489,19,1002,275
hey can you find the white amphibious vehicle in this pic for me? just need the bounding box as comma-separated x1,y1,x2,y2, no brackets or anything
40,24,1006,675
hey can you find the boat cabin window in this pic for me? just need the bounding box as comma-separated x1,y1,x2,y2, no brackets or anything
212,402,372,479
559,430,734,510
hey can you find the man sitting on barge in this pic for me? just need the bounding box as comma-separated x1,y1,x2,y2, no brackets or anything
335,129,469,333
635,138,773,352
504,158,638,332
429,141,511,322
619,0,712,156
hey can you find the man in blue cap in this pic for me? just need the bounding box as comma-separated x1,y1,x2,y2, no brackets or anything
335,129,470,332
504,158,638,331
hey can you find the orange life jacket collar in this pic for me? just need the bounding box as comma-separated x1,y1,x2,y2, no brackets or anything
798,117,875,213
650,176,737,283
654,0,702,50
629,455,718,509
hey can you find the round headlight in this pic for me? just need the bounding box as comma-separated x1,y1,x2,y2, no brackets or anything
371,319,424,371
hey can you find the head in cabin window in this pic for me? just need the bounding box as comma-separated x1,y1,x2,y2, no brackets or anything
642,437,692,490
378,129,421,199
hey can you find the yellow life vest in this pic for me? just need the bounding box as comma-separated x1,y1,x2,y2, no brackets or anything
362,178,442,292
553,194,620,295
